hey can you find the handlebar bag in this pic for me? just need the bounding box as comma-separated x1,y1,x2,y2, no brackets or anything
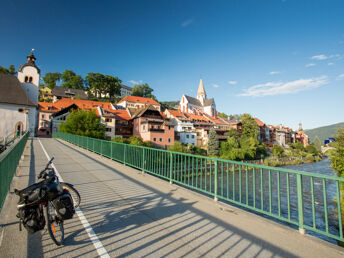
52,190,75,220
17,182,46,205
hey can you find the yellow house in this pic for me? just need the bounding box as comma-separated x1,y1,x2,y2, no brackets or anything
39,85,53,99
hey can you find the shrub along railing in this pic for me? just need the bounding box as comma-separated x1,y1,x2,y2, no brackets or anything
54,132,344,244
0,132,29,212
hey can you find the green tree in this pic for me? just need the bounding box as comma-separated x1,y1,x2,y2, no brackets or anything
61,69,84,89
59,109,105,139
8,65,16,75
132,83,157,100
85,73,121,99
313,136,322,152
207,128,219,156
240,113,259,138
0,65,16,75
168,141,189,153
218,112,228,119
305,144,319,156
272,145,285,158
329,127,344,242
43,72,61,89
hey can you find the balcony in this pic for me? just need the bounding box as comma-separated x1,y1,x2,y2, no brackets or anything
149,128,165,133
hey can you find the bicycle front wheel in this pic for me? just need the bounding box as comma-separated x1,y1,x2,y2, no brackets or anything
59,182,81,208
45,201,64,246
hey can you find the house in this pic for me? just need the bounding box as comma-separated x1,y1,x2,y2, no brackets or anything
117,95,161,111
179,79,217,117
131,105,174,147
0,51,40,138
164,109,197,145
51,86,88,102
98,107,132,138
39,85,53,100
0,74,36,139
120,85,133,97
37,102,59,136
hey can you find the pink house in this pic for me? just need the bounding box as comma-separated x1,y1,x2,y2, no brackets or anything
131,105,174,147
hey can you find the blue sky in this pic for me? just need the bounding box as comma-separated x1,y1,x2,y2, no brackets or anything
1,0,343,130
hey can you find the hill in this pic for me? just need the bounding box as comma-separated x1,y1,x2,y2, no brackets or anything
160,101,179,110
304,122,344,143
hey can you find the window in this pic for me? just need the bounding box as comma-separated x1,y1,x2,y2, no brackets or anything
159,138,162,142
105,128,112,132
186,135,189,138
42,114,45,119
143,125,145,130
24,76,28,82
168,138,171,143
105,118,112,122
191,135,195,139
168,126,171,130
153,138,156,142
29,77,33,83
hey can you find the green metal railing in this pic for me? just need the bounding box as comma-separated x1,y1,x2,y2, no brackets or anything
54,132,344,243
0,132,29,212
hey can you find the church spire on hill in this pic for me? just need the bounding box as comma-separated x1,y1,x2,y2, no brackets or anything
197,78,207,104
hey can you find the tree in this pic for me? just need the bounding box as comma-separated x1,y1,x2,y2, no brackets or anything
59,109,105,139
168,141,189,153
207,128,219,156
272,145,285,158
61,69,84,89
329,127,344,245
218,112,228,119
240,113,259,138
132,83,157,100
8,65,16,75
313,136,322,152
0,65,16,75
43,72,61,89
85,73,121,99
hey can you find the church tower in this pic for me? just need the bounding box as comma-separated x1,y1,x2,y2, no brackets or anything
17,50,40,105
196,78,207,105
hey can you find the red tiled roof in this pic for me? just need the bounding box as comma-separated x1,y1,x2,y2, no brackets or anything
38,102,59,112
107,109,131,120
166,109,189,120
118,95,160,105
254,118,265,127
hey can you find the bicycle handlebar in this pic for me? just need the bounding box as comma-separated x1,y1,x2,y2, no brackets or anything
38,157,55,179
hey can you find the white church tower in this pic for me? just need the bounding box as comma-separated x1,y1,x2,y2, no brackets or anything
17,50,40,105
196,78,207,106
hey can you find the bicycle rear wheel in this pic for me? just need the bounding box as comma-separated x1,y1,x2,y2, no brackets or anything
45,201,64,246
59,182,81,208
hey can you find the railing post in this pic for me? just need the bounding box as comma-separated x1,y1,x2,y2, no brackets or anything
169,152,173,184
100,140,103,155
110,141,113,160
214,160,218,202
124,144,127,165
142,148,145,174
297,174,305,234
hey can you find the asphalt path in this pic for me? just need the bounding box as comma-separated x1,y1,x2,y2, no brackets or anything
0,137,344,257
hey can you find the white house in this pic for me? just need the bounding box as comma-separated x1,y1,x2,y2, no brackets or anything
0,74,36,140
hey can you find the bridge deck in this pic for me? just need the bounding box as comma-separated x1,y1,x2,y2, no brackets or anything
0,138,343,257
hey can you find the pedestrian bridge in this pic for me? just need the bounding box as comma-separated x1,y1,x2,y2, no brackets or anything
0,137,343,257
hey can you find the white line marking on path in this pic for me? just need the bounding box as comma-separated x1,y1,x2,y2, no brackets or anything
38,138,110,258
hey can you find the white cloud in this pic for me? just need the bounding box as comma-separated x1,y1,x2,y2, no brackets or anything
128,80,143,85
305,63,316,68
238,76,328,97
337,74,344,80
269,71,281,75
328,62,334,66
228,81,238,85
311,54,328,60
311,54,341,61
212,84,219,88
181,19,194,27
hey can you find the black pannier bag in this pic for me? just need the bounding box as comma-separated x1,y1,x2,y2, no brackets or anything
16,205,45,234
52,189,75,220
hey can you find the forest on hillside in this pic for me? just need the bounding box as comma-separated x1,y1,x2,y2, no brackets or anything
304,122,344,143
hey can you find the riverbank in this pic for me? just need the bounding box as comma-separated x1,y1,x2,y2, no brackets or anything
263,155,323,167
